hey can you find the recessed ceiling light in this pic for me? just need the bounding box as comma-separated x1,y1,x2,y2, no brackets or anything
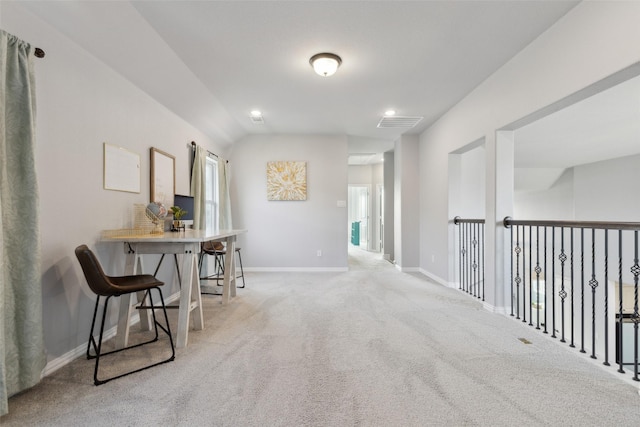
249,110,264,124
384,110,396,116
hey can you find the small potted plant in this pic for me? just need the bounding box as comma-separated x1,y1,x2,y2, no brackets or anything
170,205,187,230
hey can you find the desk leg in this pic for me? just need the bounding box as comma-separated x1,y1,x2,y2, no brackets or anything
133,253,152,332
190,254,204,330
176,252,204,348
116,252,151,349
221,235,237,304
116,253,138,349
116,293,134,350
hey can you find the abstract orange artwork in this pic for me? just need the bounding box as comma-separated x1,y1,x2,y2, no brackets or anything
266,161,307,201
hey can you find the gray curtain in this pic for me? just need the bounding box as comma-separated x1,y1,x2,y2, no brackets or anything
218,159,232,229
0,30,45,416
190,144,207,230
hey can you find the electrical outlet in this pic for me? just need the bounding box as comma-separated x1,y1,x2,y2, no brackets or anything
317,250,322,257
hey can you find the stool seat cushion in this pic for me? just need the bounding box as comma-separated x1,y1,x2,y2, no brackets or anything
109,275,164,295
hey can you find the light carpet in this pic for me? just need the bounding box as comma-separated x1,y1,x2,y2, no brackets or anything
2,246,640,426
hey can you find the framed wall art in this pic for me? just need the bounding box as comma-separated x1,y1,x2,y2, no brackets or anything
150,147,175,207
266,161,307,201
103,143,140,193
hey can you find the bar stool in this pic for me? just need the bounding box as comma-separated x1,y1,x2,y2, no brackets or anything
199,240,245,294
75,245,175,385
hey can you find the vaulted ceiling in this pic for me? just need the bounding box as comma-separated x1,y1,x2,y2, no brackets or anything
20,0,579,149
21,1,640,175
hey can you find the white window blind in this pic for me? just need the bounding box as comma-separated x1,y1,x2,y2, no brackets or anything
205,157,219,230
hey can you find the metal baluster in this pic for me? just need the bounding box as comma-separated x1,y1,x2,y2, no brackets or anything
461,223,467,293
570,228,575,348
618,230,625,374
535,226,541,330
580,228,586,354
515,226,521,319
543,226,548,334
481,222,485,301
510,224,514,316
458,219,462,290
523,226,527,323
465,224,473,293
632,231,639,381
472,223,478,298
560,227,567,343
552,226,557,338
529,226,533,326
589,228,598,359
604,230,609,366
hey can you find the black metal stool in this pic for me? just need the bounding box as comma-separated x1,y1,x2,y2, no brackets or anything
199,241,245,295
75,245,175,385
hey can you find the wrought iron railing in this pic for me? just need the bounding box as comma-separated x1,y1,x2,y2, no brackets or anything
453,217,485,301
503,217,640,382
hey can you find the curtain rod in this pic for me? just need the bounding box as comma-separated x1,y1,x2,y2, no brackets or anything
34,47,45,58
191,141,218,158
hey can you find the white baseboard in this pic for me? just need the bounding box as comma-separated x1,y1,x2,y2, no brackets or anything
395,265,421,273
243,267,348,272
484,303,509,315
417,268,453,288
42,291,181,378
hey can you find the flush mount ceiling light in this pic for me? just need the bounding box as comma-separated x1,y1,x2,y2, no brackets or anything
309,52,342,77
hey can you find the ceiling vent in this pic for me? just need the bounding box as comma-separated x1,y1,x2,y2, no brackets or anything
377,115,423,129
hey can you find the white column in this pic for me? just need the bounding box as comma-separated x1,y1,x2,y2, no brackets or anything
448,153,462,286
484,131,514,312
394,135,420,271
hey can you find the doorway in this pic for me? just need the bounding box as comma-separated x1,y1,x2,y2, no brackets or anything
347,150,388,259
348,185,369,249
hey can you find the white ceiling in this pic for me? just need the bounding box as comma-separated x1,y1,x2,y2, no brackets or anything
19,0,580,152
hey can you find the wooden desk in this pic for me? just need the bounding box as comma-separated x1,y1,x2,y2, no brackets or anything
102,229,247,348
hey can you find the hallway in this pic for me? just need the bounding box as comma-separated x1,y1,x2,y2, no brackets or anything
347,243,390,271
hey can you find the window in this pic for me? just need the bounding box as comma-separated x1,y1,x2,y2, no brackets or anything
205,157,219,230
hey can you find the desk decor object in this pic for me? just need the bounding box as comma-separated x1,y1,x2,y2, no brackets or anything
169,205,187,232
101,203,166,238
266,161,307,201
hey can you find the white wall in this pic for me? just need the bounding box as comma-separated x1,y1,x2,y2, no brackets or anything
229,134,348,270
459,146,486,218
2,4,225,366
395,135,420,271
348,164,372,184
419,1,640,310
514,153,640,222
383,151,395,261
574,154,640,222
514,169,575,220
371,162,383,252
